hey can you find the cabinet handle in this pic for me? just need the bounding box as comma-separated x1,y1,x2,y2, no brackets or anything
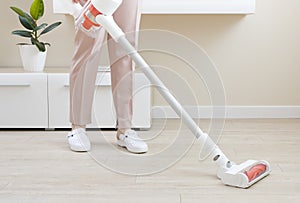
0,83,31,87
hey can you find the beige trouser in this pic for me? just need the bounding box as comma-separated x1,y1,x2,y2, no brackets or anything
70,0,141,128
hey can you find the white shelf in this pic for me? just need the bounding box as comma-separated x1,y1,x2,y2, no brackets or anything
53,0,255,15
142,0,256,14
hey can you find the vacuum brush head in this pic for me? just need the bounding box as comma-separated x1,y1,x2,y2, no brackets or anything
218,160,271,188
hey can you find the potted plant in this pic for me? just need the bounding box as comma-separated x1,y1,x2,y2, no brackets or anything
10,0,62,72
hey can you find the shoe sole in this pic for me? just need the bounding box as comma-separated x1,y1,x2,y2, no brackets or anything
117,141,148,154
70,146,90,152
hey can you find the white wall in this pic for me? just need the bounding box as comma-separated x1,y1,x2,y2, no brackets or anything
0,0,299,109
140,0,300,107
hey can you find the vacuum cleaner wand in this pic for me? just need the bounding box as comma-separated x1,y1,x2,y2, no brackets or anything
81,0,271,188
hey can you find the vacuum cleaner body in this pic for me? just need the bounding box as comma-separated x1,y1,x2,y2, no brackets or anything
78,0,271,188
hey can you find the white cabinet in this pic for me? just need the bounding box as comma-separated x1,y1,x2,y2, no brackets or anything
48,72,151,129
0,73,48,128
0,68,151,129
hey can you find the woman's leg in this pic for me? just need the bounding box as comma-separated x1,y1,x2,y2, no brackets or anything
108,0,141,130
69,9,106,129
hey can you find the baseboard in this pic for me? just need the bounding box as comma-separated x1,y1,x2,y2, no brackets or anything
152,106,300,119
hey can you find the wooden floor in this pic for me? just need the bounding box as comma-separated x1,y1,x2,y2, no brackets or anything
0,119,299,203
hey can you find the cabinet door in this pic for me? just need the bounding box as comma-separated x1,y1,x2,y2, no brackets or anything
48,73,116,128
92,73,151,129
48,74,70,128
0,73,48,128
89,73,117,128
132,74,151,129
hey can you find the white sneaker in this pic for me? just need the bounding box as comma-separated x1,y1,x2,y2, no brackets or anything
67,128,91,152
117,129,148,153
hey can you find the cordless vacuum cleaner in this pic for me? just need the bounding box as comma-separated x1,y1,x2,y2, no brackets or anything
79,0,271,188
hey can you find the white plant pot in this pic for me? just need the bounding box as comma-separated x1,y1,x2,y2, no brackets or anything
18,45,47,72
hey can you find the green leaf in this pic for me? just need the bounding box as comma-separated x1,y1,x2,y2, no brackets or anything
40,22,62,35
31,37,38,45
19,16,35,30
34,23,48,31
30,0,44,20
11,7,36,28
24,12,37,28
10,7,26,17
36,42,46,52
12,30,32,38
31,37,46,52
16,43,31,45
